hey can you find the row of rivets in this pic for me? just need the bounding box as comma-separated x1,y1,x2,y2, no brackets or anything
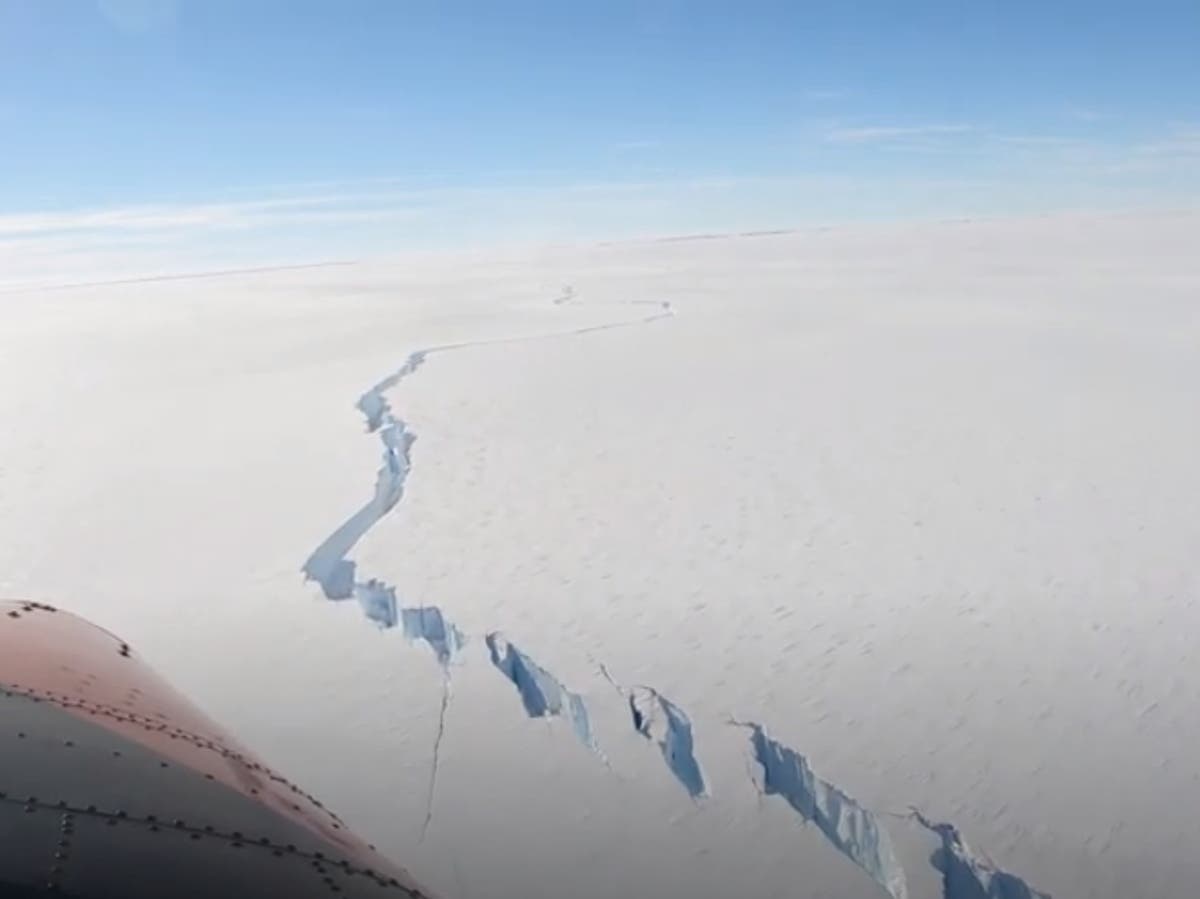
0,794,422,895
2,684,348,830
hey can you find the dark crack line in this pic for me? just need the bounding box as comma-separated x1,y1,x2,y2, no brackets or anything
420,671,452,843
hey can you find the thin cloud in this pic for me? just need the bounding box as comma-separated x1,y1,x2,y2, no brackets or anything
1136,126,1200,158
825,124,975,143
0,193,432,240
1,177,769,243
996,134,1091,148
804,89,849,102
1066,105,1110,122
612,139,662,152
97,0,178,34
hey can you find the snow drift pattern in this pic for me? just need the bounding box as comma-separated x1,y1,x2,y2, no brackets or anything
742,722,908,899
485,632,599,753
910,810,1052,899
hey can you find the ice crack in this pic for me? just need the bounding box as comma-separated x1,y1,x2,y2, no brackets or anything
485,632,600,756
600,666,707,798
737,721,909,899
909,809,1052,899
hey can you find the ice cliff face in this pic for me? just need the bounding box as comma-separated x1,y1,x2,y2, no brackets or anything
485,632,599,755
741,722,909,899
627,687,707,798
598,666,707,799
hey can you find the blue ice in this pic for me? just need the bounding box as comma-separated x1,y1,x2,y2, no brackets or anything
626,687,708,798
744,722,908,899
485,633,598,753
910,810,1051,899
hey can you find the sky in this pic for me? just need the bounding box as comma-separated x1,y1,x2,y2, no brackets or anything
2,0,1199,281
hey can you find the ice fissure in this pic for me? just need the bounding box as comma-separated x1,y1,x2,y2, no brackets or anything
737,721,909,899
298,283,1042,897
909,810,1052,899
600,665,707,798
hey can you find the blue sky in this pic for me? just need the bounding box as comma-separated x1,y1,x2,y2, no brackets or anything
2,0,1198,278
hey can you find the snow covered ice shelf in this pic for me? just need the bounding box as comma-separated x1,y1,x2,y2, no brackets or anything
1,211,1198,898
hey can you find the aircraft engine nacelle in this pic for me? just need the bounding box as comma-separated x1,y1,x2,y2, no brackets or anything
0,600,440,898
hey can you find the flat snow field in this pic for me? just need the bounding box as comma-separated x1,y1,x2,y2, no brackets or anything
2,210,1198,899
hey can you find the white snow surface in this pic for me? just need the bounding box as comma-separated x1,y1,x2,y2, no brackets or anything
2,211,1199,899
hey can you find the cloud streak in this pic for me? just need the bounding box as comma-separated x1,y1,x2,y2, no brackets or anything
2,132,1197,289
825,124,976,143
